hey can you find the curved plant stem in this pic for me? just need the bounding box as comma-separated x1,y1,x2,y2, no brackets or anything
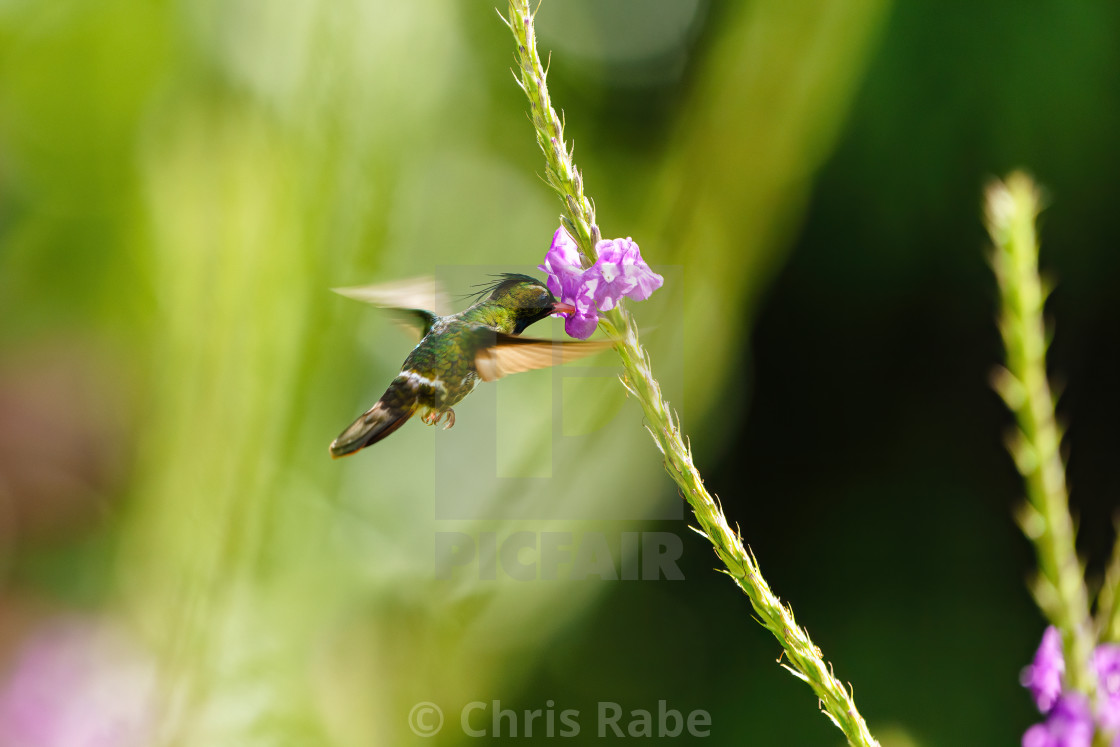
503,3,879,744
986,172,1094,692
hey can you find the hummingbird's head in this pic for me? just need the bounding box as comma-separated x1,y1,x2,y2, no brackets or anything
480,274,572,334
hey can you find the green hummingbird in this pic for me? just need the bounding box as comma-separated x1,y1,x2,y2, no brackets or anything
330,273,613,458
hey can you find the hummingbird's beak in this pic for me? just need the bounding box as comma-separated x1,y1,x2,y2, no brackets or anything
551,301,576,315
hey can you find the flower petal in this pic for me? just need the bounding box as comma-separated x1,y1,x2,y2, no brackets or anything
1021,694,1093,747
538,227,585,300
589,237,662,309
550,226,580,262
564,310,600,339
1094,643,1120,731
1022,626,1065,713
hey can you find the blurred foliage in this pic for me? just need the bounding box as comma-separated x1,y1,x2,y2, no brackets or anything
0,0,1117,745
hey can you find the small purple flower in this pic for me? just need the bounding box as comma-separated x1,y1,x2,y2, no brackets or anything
1023,626,1066,713
539,227,583,300
563,288,600,340
1023,694,1094,747
588,237,664,311
537,226,663,340
1094,644,1120,732
538,227,601,339
0,619,156,747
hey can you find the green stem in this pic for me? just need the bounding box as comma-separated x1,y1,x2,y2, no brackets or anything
504,3,879,744
986,172,1095,692
1097,519,1120,643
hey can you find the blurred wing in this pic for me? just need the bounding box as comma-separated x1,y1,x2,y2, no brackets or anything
474,334,615,383
332,276,450,340
332,276,450,314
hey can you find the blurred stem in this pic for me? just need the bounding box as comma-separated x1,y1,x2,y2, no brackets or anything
1095,518,1120,643
986,172,1094,692
504,3,879,745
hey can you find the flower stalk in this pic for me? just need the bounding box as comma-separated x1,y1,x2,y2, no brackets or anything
986,172,1095,692
1097,522,1120,644
504,2,879,744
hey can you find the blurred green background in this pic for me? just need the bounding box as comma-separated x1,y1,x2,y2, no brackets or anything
1,0,1118,744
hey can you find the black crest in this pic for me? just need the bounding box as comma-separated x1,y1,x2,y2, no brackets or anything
464,273,544,305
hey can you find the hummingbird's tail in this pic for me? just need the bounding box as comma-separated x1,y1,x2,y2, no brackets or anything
330,387,418,458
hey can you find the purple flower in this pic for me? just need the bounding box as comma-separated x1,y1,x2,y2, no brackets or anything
1023,626,1066,713
563,290,600,339
539,227,584,301
1023,694,1094,747
537,226,663,340
538,227,601,339
1095,644,1120,732
588,237,664,311
0,619,157,747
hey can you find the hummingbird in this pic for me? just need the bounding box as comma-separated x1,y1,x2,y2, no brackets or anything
329,273,613,457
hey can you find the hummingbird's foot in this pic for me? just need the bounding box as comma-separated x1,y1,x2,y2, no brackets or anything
420,409,455,429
